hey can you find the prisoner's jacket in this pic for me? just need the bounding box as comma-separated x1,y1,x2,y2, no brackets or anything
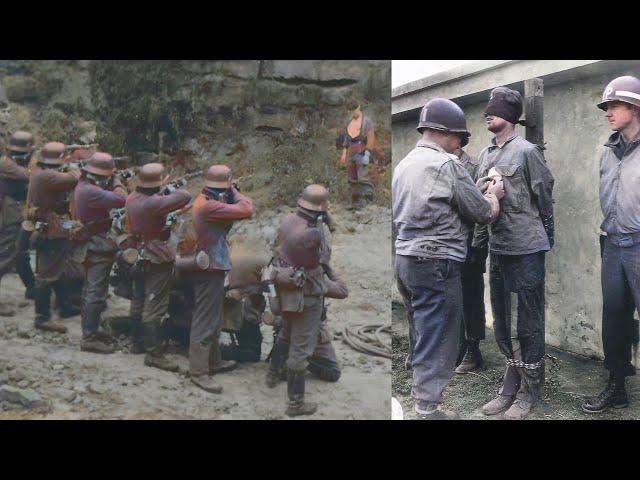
472,134,554,255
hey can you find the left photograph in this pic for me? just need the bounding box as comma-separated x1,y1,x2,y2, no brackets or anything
0,60,392,420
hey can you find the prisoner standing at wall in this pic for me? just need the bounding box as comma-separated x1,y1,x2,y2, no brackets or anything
188,165,253,393
393,98,503,420
27,142,82,333
339,98,376,209
125,163,191,372
582,76,640,413
73,152,127,354
266,184,342,417
474,87,555,420
0,131,36,301
453,146,489,374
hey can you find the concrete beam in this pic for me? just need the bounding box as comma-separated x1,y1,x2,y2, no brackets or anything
392,60,640,118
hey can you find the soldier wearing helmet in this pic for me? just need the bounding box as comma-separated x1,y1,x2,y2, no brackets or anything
0,131,36,301
582,75,640,414
186,164,253,393
124,163,191,372
266,184,348,417
474,87,555,420
27,142,83,334
393,98,504,420
73,152,128,354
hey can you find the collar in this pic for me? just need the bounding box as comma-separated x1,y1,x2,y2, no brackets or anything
415,139,448,154
488,133,518,151
605,131,640,159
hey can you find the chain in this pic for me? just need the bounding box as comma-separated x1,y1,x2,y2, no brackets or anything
505,357,544,370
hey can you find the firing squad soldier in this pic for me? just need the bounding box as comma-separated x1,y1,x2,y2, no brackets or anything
0,131,36,300
73,152,127,354
125,163,191,371
475,87,555,420
187,165,253,393
582,76,640,413
393,98,503,419
27,142,82,333
265,184,346,417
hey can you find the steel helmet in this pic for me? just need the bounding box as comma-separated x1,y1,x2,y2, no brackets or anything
204,164,231,188
82,152,115,176
597,76,640,110
297,184,329,212
416,98,471,146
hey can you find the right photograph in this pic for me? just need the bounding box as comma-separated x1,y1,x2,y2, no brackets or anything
391,60,640,420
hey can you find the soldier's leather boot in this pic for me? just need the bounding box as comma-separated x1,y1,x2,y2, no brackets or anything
53,281,81,318
129,315,145,354
33,284,67,333
142,322,179,372
307,355,341,382
455,341,484,374
266,338,289,388
414,400,459,420
582,373,629,413
285,370,317,417
210,334,237,374
481,394,515,416
189,341,222,394
81,333,115,354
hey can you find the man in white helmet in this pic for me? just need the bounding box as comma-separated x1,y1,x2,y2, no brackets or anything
583,75,640,413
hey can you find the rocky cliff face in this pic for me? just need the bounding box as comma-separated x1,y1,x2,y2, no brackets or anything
0,60,390,207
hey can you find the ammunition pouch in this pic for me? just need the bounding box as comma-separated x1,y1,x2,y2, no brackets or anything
272,265,306,290
278,289,304,313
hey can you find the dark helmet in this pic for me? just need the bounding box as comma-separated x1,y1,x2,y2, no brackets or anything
82,152,115,176
416,98,471,146
298,184,329,212
597,76,640,110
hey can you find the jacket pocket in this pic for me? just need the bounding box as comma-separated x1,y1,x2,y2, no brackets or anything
496,164,524,212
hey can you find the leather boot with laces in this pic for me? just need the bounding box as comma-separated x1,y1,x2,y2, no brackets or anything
503,398,534,420
582,374,629,413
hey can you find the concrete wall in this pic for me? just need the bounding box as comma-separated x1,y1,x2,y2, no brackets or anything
392,60,640,359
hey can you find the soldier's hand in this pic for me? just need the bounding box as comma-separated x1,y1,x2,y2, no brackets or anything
69,168,82,180
475,175,492,193
486,178,505,200
340,150,347,165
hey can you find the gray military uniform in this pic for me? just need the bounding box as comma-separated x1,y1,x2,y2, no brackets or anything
393,139,498,405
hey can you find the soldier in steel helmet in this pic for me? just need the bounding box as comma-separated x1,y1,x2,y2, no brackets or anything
125,163,191,372
266,184,347,417
475,87,555,420
393,98,504,419
0,131,36,301
187,164,253,394
582,76,640,413
27,142,83,333
73,152,128,354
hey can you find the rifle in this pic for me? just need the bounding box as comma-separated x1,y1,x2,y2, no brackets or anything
58,161,85,172
162,171,201,195
65,144,99,151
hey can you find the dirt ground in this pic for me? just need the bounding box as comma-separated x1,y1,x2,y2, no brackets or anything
392,301,640,420
0,204,391,420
